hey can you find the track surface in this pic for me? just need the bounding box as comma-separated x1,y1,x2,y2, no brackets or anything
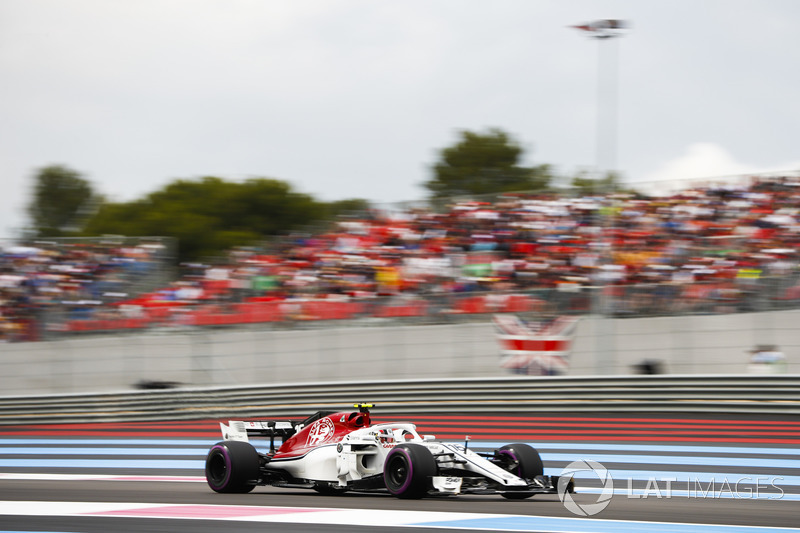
1,412,799,533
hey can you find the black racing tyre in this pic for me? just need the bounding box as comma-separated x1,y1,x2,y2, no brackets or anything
496,443,544,500
205,441,260,493
383,443,437,499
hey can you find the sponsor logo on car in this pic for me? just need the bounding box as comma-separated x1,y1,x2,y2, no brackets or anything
307,417,336,446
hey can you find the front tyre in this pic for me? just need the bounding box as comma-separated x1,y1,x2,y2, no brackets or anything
383,443,437,499
205,441,260,493
496,443,543,500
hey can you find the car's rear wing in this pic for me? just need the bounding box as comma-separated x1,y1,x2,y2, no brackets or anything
219,410,339,452
220,420,299,453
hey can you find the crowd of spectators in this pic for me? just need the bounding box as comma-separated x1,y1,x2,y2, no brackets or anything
2,175,800,341
0,240,167,341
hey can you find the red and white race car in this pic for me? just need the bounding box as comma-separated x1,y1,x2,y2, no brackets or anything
205,404,573,499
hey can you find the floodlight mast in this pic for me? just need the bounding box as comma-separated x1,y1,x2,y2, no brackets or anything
571,19,629,182
571,19,630,375
572,19,628,40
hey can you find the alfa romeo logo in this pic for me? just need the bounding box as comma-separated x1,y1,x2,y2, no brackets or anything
307,417,335,446
557,460,614,516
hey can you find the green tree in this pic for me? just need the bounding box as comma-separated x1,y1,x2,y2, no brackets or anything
425,128,551,200
27,165,98,237
324,198,372,218
570,171,630,196
83,176,330,261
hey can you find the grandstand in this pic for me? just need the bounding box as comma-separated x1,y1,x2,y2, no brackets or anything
2,174,800,341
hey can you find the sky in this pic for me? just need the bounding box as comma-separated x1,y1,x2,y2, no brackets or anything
2,0,800,240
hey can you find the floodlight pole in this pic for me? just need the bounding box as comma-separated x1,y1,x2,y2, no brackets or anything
572,20,629,375
572,19,628,183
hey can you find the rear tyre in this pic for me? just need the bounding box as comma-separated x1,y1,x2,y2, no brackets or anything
496,443,543,500
205,441,260,493
383,443,437,499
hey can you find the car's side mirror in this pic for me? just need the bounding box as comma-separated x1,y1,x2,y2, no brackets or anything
423,435,435,441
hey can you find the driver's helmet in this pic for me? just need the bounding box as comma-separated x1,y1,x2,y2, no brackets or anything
378,428,394,444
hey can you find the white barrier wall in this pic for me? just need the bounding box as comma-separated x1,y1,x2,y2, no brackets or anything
1,310,798,395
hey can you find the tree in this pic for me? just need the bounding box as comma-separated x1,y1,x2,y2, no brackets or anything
570,171,630,196
425,128,552,200
324,198,372,218
27,165,98,237
82,176,332,261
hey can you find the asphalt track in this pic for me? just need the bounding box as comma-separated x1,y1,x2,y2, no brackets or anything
1,412,799,533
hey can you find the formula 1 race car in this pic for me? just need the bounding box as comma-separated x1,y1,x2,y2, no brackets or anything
205,404,574,499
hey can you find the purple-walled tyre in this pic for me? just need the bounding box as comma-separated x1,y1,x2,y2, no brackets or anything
205,441,260,493
496,443,544,499
383,443,437,499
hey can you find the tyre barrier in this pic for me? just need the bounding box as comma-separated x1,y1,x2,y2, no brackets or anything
0,375,798,425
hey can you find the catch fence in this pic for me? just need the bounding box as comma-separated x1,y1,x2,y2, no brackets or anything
35,272,800,339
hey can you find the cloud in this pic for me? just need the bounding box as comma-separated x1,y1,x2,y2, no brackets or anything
636,143,800,194
643,143,756,182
